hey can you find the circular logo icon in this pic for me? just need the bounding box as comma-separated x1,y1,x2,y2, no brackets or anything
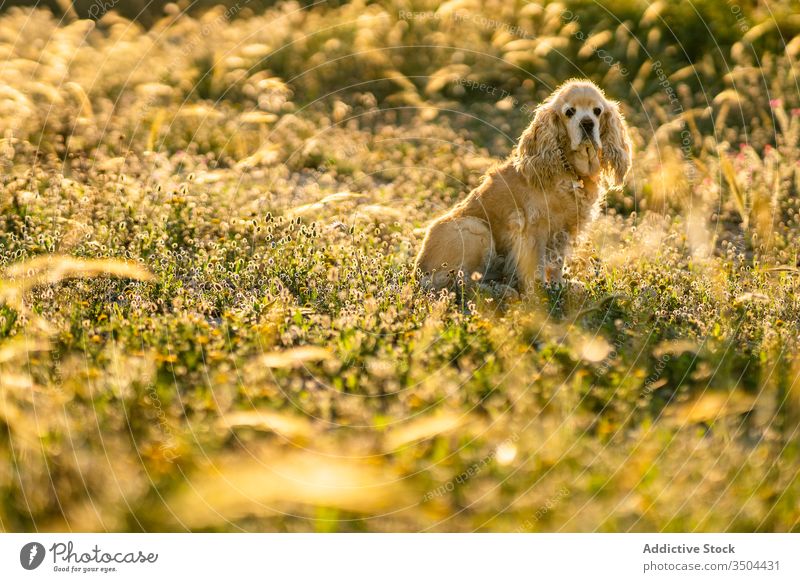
20,542,46,570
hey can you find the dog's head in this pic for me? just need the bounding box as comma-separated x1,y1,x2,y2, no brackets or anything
515,79,632,187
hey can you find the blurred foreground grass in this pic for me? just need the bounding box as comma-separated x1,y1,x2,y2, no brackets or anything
0,0,799,531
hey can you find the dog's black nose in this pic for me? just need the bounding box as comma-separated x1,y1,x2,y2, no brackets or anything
580,117,594,133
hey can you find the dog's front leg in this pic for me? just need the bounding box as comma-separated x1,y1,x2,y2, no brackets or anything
512,233,547,294
544,231,570,285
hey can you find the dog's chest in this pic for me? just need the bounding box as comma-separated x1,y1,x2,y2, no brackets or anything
523,179,599,232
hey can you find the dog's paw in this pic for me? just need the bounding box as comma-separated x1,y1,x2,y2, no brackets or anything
500,285,521,301
480,282,520,302
566,279,588,292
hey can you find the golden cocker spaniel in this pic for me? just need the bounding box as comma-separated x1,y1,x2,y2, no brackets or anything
415,79,632,295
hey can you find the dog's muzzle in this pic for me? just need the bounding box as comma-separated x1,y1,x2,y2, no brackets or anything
580,118,594,139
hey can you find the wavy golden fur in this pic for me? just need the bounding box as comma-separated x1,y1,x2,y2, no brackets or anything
415,79,632,295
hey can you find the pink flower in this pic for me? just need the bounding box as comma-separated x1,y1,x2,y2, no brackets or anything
791,108,800,117
769,99,782,108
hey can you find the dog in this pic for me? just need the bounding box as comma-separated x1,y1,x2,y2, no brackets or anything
415,79,632,295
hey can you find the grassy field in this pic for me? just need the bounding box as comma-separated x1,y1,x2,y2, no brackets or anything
1,0,799,532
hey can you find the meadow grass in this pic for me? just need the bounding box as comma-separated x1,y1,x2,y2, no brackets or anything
0,1,799,532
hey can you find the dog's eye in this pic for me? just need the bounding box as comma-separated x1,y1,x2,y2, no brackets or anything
565,107,575,118
593,107,602,116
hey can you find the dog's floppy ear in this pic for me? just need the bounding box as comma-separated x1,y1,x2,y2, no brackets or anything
600,100,632,187
514,103,565,186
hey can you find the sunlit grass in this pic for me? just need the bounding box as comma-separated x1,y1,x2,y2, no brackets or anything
0,1,798,532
